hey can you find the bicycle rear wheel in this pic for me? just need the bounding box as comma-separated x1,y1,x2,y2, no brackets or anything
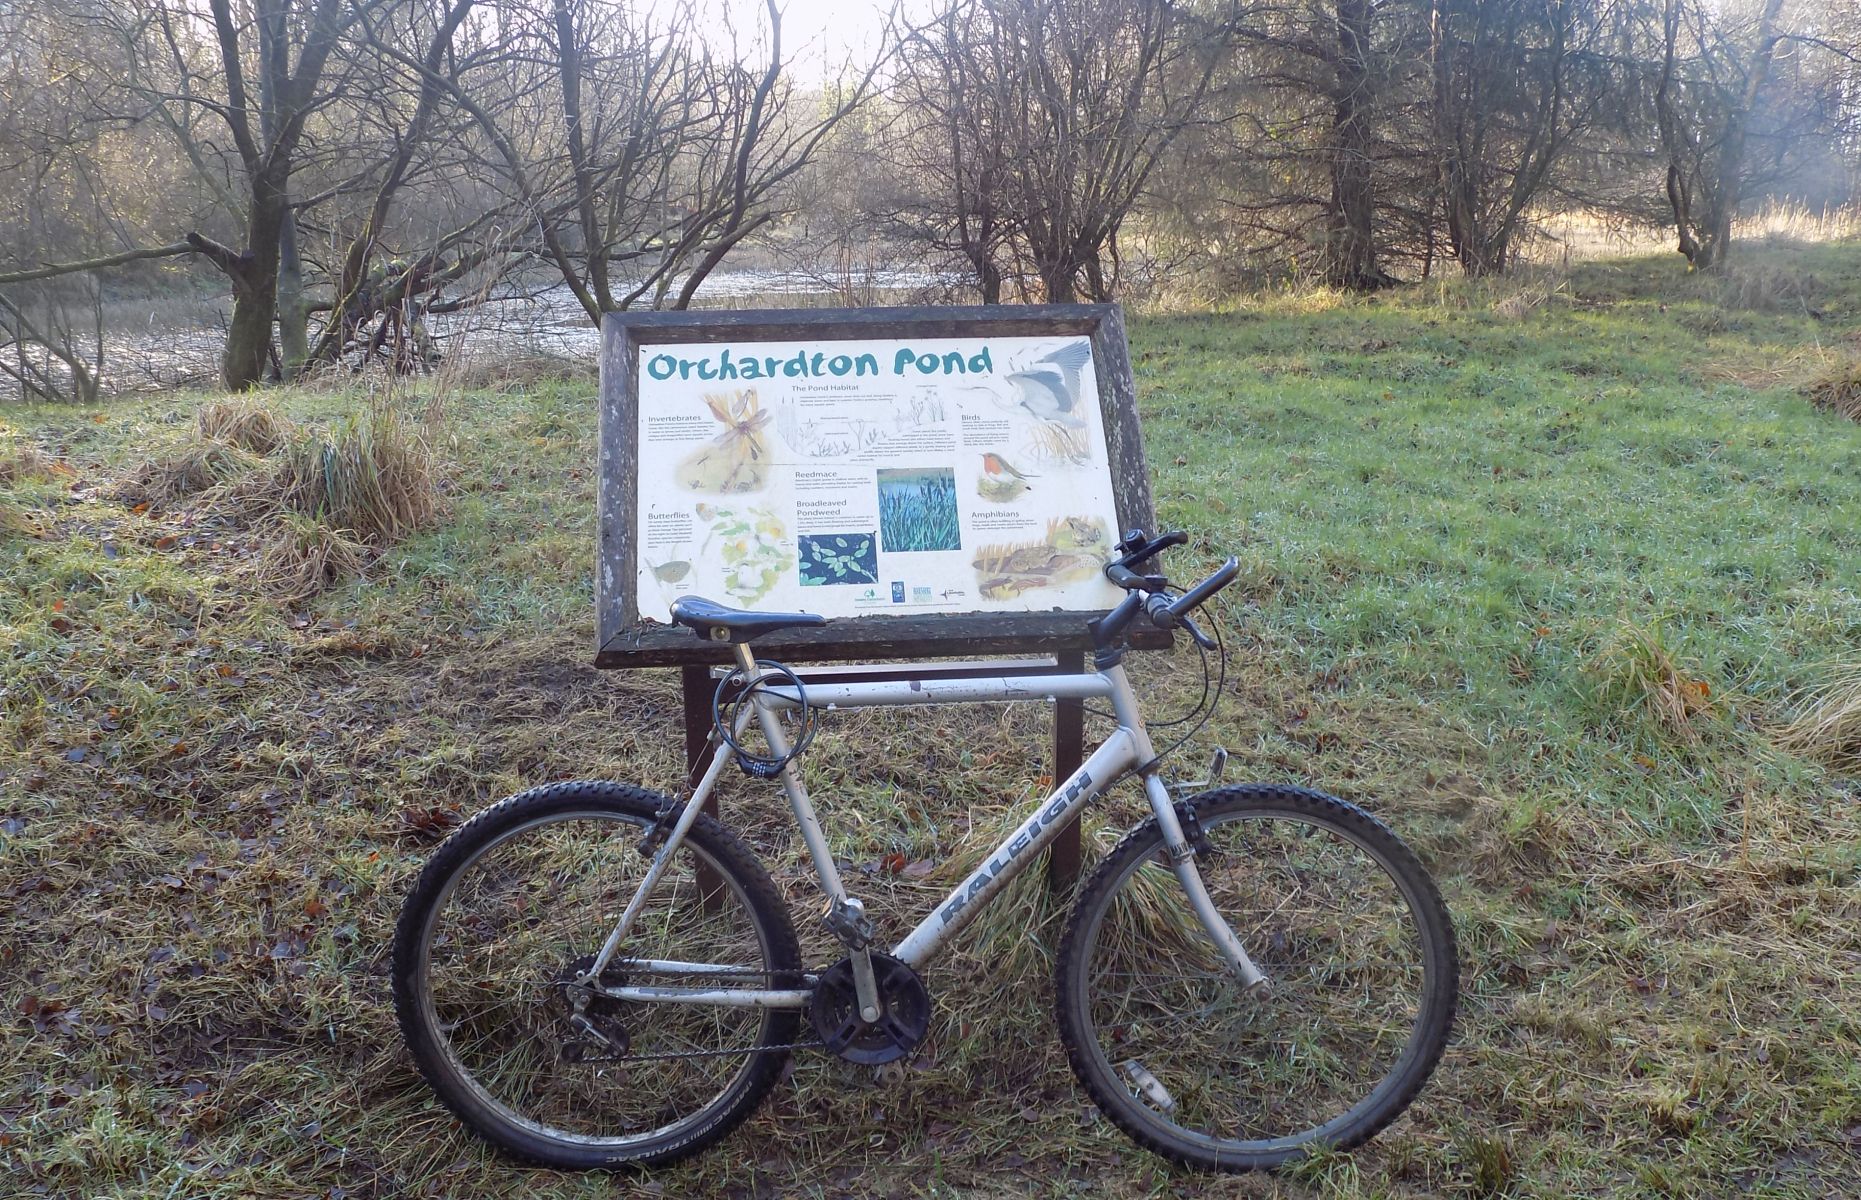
1055,785,1457,1171
392,780,801,1169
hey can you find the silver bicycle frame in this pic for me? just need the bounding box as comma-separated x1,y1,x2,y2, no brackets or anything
589,644,1267,1008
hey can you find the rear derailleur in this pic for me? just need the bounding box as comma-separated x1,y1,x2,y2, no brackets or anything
556,954,631,1063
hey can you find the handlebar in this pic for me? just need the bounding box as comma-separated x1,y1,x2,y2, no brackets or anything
1166,558,1239,618
1094,529,1237,653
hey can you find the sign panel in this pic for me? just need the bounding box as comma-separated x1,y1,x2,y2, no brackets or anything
597,306,1159,667
632,334,1123,621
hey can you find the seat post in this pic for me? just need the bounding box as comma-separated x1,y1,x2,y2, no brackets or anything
731,642,759,673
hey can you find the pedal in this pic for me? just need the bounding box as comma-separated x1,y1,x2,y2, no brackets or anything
821,895,874,950
1167,745,1229,800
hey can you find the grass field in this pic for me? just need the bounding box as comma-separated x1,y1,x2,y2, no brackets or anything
4,241,1861,1199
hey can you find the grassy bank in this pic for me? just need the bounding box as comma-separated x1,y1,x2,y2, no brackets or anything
4,241,1860,1198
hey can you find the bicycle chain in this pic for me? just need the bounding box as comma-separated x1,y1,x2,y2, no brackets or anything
613,1038,825,1063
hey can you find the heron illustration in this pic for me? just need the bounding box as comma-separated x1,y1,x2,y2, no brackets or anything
1001,341,1092,428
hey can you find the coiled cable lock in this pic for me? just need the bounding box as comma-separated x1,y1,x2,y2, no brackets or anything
710,659,817,779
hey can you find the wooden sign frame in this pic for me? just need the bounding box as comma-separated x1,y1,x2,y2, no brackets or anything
595,303,1163,669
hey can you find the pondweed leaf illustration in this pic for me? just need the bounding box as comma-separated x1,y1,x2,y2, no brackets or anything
799,533,877,586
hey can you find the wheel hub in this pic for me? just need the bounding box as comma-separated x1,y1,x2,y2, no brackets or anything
555,953,631,1063
808,952,931,1065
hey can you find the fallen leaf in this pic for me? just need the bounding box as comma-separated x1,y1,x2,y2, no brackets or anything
400,804,463,840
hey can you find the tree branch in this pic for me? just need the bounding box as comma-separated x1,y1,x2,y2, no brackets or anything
0,243,196,286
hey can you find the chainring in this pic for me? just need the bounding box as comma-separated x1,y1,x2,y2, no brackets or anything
808,952,932,1066
555,953,631,1063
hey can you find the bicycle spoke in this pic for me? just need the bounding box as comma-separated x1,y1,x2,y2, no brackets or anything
1059,791,1455,1168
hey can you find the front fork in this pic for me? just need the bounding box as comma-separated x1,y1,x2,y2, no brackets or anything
1141,770,1270,992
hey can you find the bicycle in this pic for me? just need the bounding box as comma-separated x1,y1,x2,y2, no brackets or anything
392,529,1458,1172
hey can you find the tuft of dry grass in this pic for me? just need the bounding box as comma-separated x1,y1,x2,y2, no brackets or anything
117,438,265,506
1712,258,1815,313
195,398,293,454
437,353,593,395
1804,360,1861,421
1589,618,1721,744
0,496,40,539
1492,273,1569,321
1774,662,1861,770
271,404,442,545
1702,344,1836,392
255,511,370,600
1,436,55,484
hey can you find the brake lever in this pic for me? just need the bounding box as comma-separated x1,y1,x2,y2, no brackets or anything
1179,614,1218,651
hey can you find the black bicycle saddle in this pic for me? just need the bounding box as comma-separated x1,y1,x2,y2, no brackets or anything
669,596,827,643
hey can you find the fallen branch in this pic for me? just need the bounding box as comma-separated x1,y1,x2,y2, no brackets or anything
0,242,196,286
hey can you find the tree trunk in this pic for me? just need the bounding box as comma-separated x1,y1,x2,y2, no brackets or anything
1040,264,1078,303
276,209,309,377
222,178,286,391
1326,0,1389,290
977,255,1002,304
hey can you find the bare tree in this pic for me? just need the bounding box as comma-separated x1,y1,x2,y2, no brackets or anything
882,3,1023,301
881,0,1232,303
382,0,882,324
1649,0,1832,269
1427,0,1620,275
1206,0,1421,290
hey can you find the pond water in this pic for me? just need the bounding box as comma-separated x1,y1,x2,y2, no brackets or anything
88,266,951,393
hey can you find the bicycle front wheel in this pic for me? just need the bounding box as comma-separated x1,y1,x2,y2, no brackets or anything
392,780,802,1169
1056,785,1457,1171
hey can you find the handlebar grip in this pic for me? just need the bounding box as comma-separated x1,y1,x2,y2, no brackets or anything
1105,563,1147,590
1118,529,1188,569
1168,558,1239,618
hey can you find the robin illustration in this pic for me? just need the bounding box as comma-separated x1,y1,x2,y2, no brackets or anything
978,452,1036,501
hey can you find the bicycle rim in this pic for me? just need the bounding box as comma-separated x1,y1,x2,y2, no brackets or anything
1064,796,1452,1164
409,808,783,1149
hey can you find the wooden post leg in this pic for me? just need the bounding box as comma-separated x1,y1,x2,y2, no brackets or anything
680,664,726,906
1047,649,1086,891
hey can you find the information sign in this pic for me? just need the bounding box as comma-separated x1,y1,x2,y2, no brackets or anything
597,306,1158,667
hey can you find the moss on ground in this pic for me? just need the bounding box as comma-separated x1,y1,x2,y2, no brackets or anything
4,242,1861,1198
